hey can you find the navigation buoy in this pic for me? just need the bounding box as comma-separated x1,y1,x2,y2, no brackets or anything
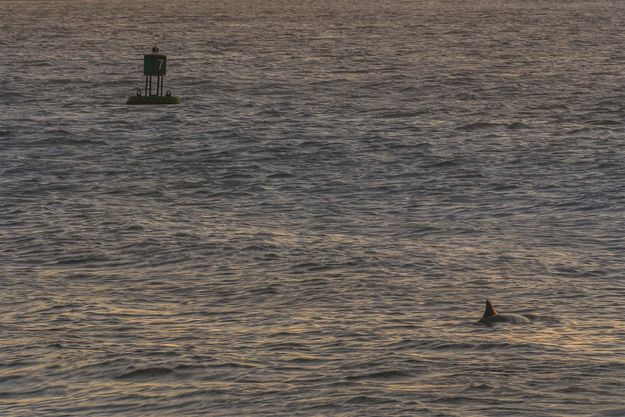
127,47,180,105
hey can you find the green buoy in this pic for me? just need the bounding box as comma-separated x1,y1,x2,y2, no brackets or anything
127,47,181,105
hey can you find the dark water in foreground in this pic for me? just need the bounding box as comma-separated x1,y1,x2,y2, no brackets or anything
1,0,625,415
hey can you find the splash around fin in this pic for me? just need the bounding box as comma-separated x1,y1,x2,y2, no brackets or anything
478,300,530,324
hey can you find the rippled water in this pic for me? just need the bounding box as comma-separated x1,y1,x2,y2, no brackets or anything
2,0,625,415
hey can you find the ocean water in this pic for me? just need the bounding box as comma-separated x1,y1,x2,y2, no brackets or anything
1,0,625,415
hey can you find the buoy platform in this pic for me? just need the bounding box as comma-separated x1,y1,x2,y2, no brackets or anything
127,95,181,105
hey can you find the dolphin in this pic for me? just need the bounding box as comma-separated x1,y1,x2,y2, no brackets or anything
478,300,530,324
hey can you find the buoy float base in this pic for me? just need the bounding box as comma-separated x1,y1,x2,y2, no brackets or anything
127,95,181,105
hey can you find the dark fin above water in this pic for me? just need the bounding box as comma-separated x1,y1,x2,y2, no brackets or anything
481,300,497,320
478,300,531,325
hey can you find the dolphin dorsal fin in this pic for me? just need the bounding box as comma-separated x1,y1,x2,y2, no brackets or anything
482,300,497,319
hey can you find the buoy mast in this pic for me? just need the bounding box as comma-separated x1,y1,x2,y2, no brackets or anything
144,47,166,97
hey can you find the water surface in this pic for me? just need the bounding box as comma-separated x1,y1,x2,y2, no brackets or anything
1,0,625,415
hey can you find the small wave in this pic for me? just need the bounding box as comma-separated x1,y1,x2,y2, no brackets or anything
593,408,625,417
241,244,275,252
428,342,478,351
251,285,278,295
116,367,174,380
457,121,501,131
459,383,493,393
224,172,253,179
587,119,621,126
52,255,109,266
0,386,66,399
430,395,475,404
506,122,529,129
265,341,309,351
535,103,569,111
291,262,333,272
256,108,282,117
346,370,412,381
566,127,591,134
344,395,396,405
0,375,24,383
472,342,536,350
267,171,295,179
491,183,518,191
174,364,207,371
208,362,255,369
286,356,324,364
427,160,458,168
379,111,427,119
